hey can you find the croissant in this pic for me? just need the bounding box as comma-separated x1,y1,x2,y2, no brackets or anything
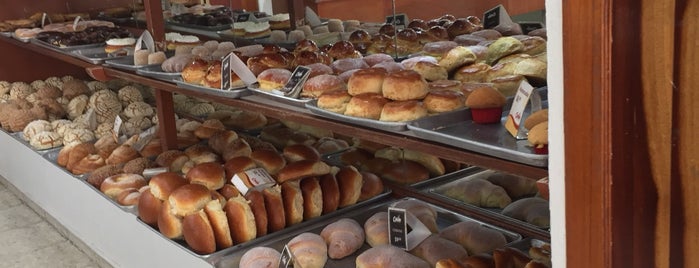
440,178,512,209
320,218,365,259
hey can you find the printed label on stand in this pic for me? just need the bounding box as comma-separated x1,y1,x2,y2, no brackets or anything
221,53,233,90
385,13,408,28
135,30,155,53
277,66,311,99
279,244,295,268
112,115,123,143
519,22,545,34
229,53,257,86
231,168,276,195
505,80,536,139
483,5,513,29
388,207,431,251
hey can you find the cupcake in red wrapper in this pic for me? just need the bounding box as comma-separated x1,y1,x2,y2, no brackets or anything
464,84,506,124
527,121,548,154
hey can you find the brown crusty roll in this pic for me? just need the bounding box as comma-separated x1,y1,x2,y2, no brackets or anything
358,171,384,202
409,234,470,267
194,119,226,139
300,177,323,220
439,221,508,255
208,130,239,154
168,184,213,217
204,199,233,250
281,180,304,226
244,189,268,237
250,149,286,175
149,172,189,200
158,200,184,239
71,154,106,175
184,144,221,165
381,160,430,185
493,247,532,268
364,211,389,247
156,150,190,173
356,245,430,268
221,138,253,162
262,185,285,232
138,190,162,226
182,210,217,254
122,157,155,175
186,162,226,190
318,173,340,214
223,156,258,181
336,166,363,208
282,144,321,163
218,184,240,200
106,144,140,165
224,195,258,244
276,160,332,184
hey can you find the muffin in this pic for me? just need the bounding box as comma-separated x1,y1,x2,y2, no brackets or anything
464,85,506,124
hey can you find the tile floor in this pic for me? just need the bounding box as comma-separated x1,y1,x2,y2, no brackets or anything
0,176,111,268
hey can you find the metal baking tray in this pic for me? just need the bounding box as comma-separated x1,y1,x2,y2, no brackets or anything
424,169,549,229
166,20,232,32
0,32,11,37
211,197,521,268
135,188,393,262
305,99,412,132
175,80,250,99
11,33,31,43
136,65,182,82
104,56,158,71
30,38,103,52
248,85,313,108
70,46,128,64
407,105,549,167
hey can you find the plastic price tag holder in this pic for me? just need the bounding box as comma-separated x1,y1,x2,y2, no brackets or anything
228,52,258,86
385,13,408,29
111,115,123,143
504,80,541,139
132,125,158,152
231,168,276,195
483,4,513,29
519,22,545,34
388,207,431,251
143,167,169,178
135,30,156,53
275,66,311,99
305,6,322,27
279,244,298,268
221,52,233,90
41,13,48,28
236,13,251,22
72,16,82,31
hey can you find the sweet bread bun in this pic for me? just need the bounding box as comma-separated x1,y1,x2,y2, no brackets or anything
239,247,281,268
454,62,492,83
262,185,285,232
250,149,286,175
156,150,190,173
393,199,439,233
281,180,304,226
344,93,389,120
301,74,346,98
208,130,239,154
424,90,466,113
137,190,162,226
186,162,226,190
317,89,352,114
106,144,140,165
379,100,428,122
295,39,320,53
223,156,258,181
328,41,361,60
381,160,430,184
203,200,233,250
224,195,257,244
358,171,384,202
282,144,321,163
317,173,340,214
100,174,147,199
299,177,323,220
182,58,209,85
347,68,387,96
221,139,253,162
184,144,220,165
362,53,394,67
168,184,212,217
321,218,365,259
158,200,184,239
363,211,389,247
422,41,459,57
336,166,363,208
409,61,448,82
149,172,188,201
194,119,226,139
381,70,429,101
493,247,532,268
287,232,328,268
410,234,470,267
257,68,292,90
439,46,477,72
244,189,268,237
356,245,430,268
182,210,217,254
276,160,332,184
71,154,106,175
304,63,333,78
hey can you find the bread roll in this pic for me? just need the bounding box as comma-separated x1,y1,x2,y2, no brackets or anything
502,197,550,228
381,160,430,184
392,199,439,233
257,68,292,90
100,173,147,199
321,218,365,259
224,195,257,244
336,166,363,208
287,232,328,268
318,173,340,214
301,74,346,98
493,247,532,268
440,178,512,209
485,172,538,199
438,46,477,72
221,138,253,162
250,149,286,175
262,185,285,232
203,199,233,250
71,154,106,175
169,184,212,217
244,189,268,237
86,164,122,189
379,100,428,122
356,245,430,268
439,221,508,255
239,247,281,268
358,171,384,202
281,180,304,226
156,150,190,173
344,93,389,120
424,90,466,113
276,160,331,184
138,190,162,226
158,201,184,239
106,144,140,165
64,143,98,172
381,70,429,101
524,109,548,131
208,130,239,154
364,211,389,247
149,172,188,200
223,156,258,181
410,235,470,267
435,258,466,268
347,68,388,96
194,119,225,139
182,210,217,254
186,162,226,190
282,144,321,163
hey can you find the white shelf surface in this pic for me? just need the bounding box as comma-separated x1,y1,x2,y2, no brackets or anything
0,131,211,268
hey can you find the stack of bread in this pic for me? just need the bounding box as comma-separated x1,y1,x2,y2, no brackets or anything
174,40,249,89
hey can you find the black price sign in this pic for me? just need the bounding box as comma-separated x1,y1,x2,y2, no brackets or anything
388,207,408,250
281,66,311,98
221,53,232,90
519,22,545,34
385,13,408,27
483,5,502,29
236,13,251,22
279,244,294,268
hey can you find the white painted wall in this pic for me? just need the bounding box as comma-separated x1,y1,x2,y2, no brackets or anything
545,0,566,267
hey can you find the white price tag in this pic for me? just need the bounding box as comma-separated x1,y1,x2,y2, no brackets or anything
133,125,158,151
112,115,123,143
505,81,537,139
229,53,257,86
231,168,276,195
387,207,431,251
135,30,155,53
72,16,82,31
41,13,47,28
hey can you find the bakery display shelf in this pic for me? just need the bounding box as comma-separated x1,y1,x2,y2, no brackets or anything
104,66,548,179
212,196,522,268
386,180,551,241
70,46,128,65
0,35,97,68
175,80,251,99
136,189,393,263
135,65,182,82
247,85,313,108
104,56,160,71
407,107,548,167
421,169,550,231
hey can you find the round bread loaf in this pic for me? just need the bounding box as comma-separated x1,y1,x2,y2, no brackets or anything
149,172,188,200
282,144,321,163
100,173,146,199
203,199,233,250
344,93,389,120
336,166,363,208
331,58,369,75
347,68,388,96
224,195,257,244
186,162,226,190
304,62,333,78
276,160,332,184
358,171,384,202
409,61,448,82
156,150,190,173
300,177,323,220
287,232,328,268
239,247,281,268
244,189,268,237
379,100,428,122
362,53,394,67
168,184,212,217
301,74,346,98
424,89,466,113
381,70,429,101
223,156,258,181
158,200,184,239
137,189,162,226
318,173,340,214
364,212,389,247
381,160,430,184
317,89,352,114
250,149,286,175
